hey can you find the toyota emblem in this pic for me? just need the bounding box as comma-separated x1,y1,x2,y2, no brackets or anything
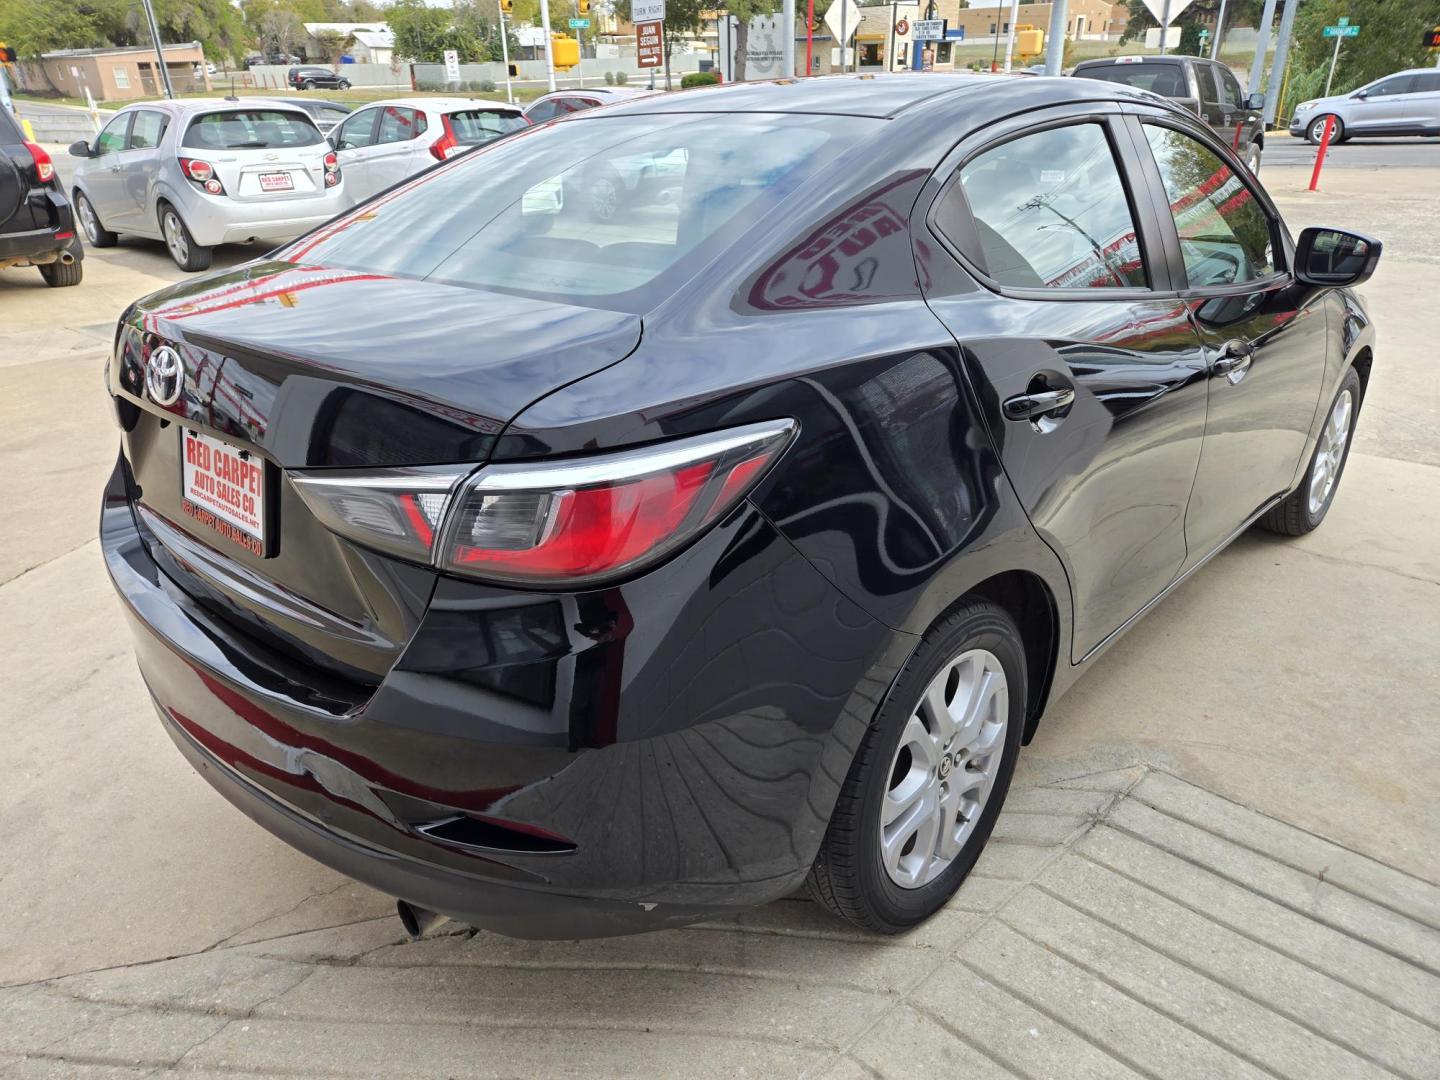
145,346,184,407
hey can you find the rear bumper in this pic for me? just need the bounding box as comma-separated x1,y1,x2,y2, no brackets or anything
102,454,912,937
181,191,348,248
0,191,77,265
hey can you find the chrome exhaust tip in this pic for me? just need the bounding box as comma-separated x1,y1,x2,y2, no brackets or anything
396,899,447,941
59,251,76,265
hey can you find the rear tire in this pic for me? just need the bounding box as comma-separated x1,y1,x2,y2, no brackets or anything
808,599,1026,933
39,256,82,287
74,191,117,247
338,79,351,89
1258,367,1361,536
303,80,315,90
160,203,213,272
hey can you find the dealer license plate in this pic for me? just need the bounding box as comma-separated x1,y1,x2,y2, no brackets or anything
258,171,294,192
180,429,267,556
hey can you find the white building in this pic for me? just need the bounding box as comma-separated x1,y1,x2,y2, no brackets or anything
302,23,395,65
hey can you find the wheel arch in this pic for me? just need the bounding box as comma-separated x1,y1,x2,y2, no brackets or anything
1351,345,1373,400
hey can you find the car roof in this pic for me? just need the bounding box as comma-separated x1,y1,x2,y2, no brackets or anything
1072,55,1194,67
118,98,316,117
351,96,524,113
530,87,662,103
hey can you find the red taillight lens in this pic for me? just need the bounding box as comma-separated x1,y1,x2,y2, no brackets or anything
179,157,214,182
24,142,54,183
289,420,796,585
323,150,338,172
430,115,459,161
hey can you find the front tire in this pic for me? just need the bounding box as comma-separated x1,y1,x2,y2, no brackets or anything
1258,367,1361,536
1307,114,1343,145
74,191,117,247
808,599,1026,933
1244,141,1262,174
160,204,213,272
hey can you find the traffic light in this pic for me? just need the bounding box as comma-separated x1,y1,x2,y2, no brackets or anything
499,0,514,13
0,43,17,63
1425,26,1440,50
577,0,590,13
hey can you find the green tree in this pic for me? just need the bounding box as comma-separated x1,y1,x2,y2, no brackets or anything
0,0,106,60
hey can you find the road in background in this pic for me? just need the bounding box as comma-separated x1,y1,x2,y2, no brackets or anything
1264,132,1440,168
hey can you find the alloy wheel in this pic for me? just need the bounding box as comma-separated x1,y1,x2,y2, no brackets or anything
880,648,1008,889
78,196,100,244
1308,388,1352,515
163,210,189,265
590,178,619,221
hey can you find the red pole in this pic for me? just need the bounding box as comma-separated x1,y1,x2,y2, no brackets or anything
1308,114,1334,192
806,0,814,75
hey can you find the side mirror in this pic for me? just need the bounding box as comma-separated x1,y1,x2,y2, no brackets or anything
1173,96,1201,115
1354,89,1369,99
1294,227,1382,288
1244,92,1266,111
68,139,94,158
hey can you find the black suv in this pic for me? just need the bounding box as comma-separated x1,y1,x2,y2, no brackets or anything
1071,55,1266,172
287,66,351,90
0,107,82,286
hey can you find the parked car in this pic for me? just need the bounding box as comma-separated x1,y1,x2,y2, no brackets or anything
69,100,348,271
1289,68,1440,144
0,105,83,286
252,96,353,135
102,75,1378,940
522,86,661,123
1071,54,1267,172
330,98,526,203
288,65,351,90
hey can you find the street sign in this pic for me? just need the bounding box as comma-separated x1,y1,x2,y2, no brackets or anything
633,0,665,24
568,18,589,28
636,21,663,67
1139,0,1194,27
1322,24,1360,37
823,0,861,43
443,49,461,82
1337,16,1349,26
911,18,945,41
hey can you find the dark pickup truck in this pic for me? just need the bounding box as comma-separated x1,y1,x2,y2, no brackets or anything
1071,54,1267,174
0,108,83,286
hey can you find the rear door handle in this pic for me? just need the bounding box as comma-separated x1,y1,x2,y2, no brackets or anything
1212,339,1255,379
1003,387,1075,421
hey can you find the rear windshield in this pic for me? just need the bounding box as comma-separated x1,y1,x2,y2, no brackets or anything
182,110,323,150
280,112,865,312
1075,62,1187,97
448,109,527,144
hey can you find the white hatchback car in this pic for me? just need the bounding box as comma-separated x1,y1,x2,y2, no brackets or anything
69,99,348,271
329,98,528,204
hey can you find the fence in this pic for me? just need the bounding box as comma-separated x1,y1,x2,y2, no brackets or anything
245,63,411,89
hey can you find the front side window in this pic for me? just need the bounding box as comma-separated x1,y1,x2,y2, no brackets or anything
334,110,378,150
96,114,131,156
954,123,1146,289
1365,75,1415,97
182,110,323,150
128,110,168,150
1143,125,1274,287
282,112,860,311
1216,66,1244,109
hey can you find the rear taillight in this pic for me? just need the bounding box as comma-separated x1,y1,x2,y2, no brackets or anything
290,420,795,585
179,157,225,195
24,142,54,183
323,150,341,187
430,115,460,161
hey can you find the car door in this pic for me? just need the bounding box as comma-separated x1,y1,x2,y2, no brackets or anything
331,107,381,202
368,106,429,188
1210,63,1256,154
1410,71,1440,133
1348,74,1416,134
919,105,1211,660
81,112,133,225
116,108,168,231
1192,60,1228,134
1128,112,1330,567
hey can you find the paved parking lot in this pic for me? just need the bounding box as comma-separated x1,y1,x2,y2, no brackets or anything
1,146,1437,1077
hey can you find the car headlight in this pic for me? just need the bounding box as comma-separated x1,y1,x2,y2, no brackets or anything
1294,100,1318,114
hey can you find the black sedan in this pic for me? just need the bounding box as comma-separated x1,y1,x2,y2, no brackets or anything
101,75,1378,938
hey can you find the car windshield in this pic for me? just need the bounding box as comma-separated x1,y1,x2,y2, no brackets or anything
182,110,323,150
448,109,527,144
1077,62,1187,97
280,112,865,311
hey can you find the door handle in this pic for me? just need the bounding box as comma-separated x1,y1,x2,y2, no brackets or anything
1212,339,1254,379
1003,387,1075,421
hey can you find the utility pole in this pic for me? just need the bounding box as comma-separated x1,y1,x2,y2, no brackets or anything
991,0,1002,71
140,0,175,99
1044,0,1067,75
1001,0,1020,71
1157,0,1171,54
539,0,557,91
1210,0,1228,58
1263,0,1298,127
839,0,848,73
783,0,796,76
499,13,514,103
1247,0,1279,101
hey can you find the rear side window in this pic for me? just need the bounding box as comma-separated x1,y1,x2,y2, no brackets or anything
377,107,426,143
1076,61,1186,97
282,112,861,311
1143,125,1274,287
953,123,1146,290
183,110,323,150
448,109,526,144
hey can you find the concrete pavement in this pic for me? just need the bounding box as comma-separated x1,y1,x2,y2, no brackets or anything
0,163,1436,1076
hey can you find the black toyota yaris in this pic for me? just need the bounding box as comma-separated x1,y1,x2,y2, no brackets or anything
102,75,1379,938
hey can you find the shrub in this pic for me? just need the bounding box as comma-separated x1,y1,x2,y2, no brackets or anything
479,78,496,92
681,71,719,88
614,70,628,85
604,70,616,84
416,79,442,92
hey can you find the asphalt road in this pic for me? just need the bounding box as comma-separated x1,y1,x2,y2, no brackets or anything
1263,132,1440,168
